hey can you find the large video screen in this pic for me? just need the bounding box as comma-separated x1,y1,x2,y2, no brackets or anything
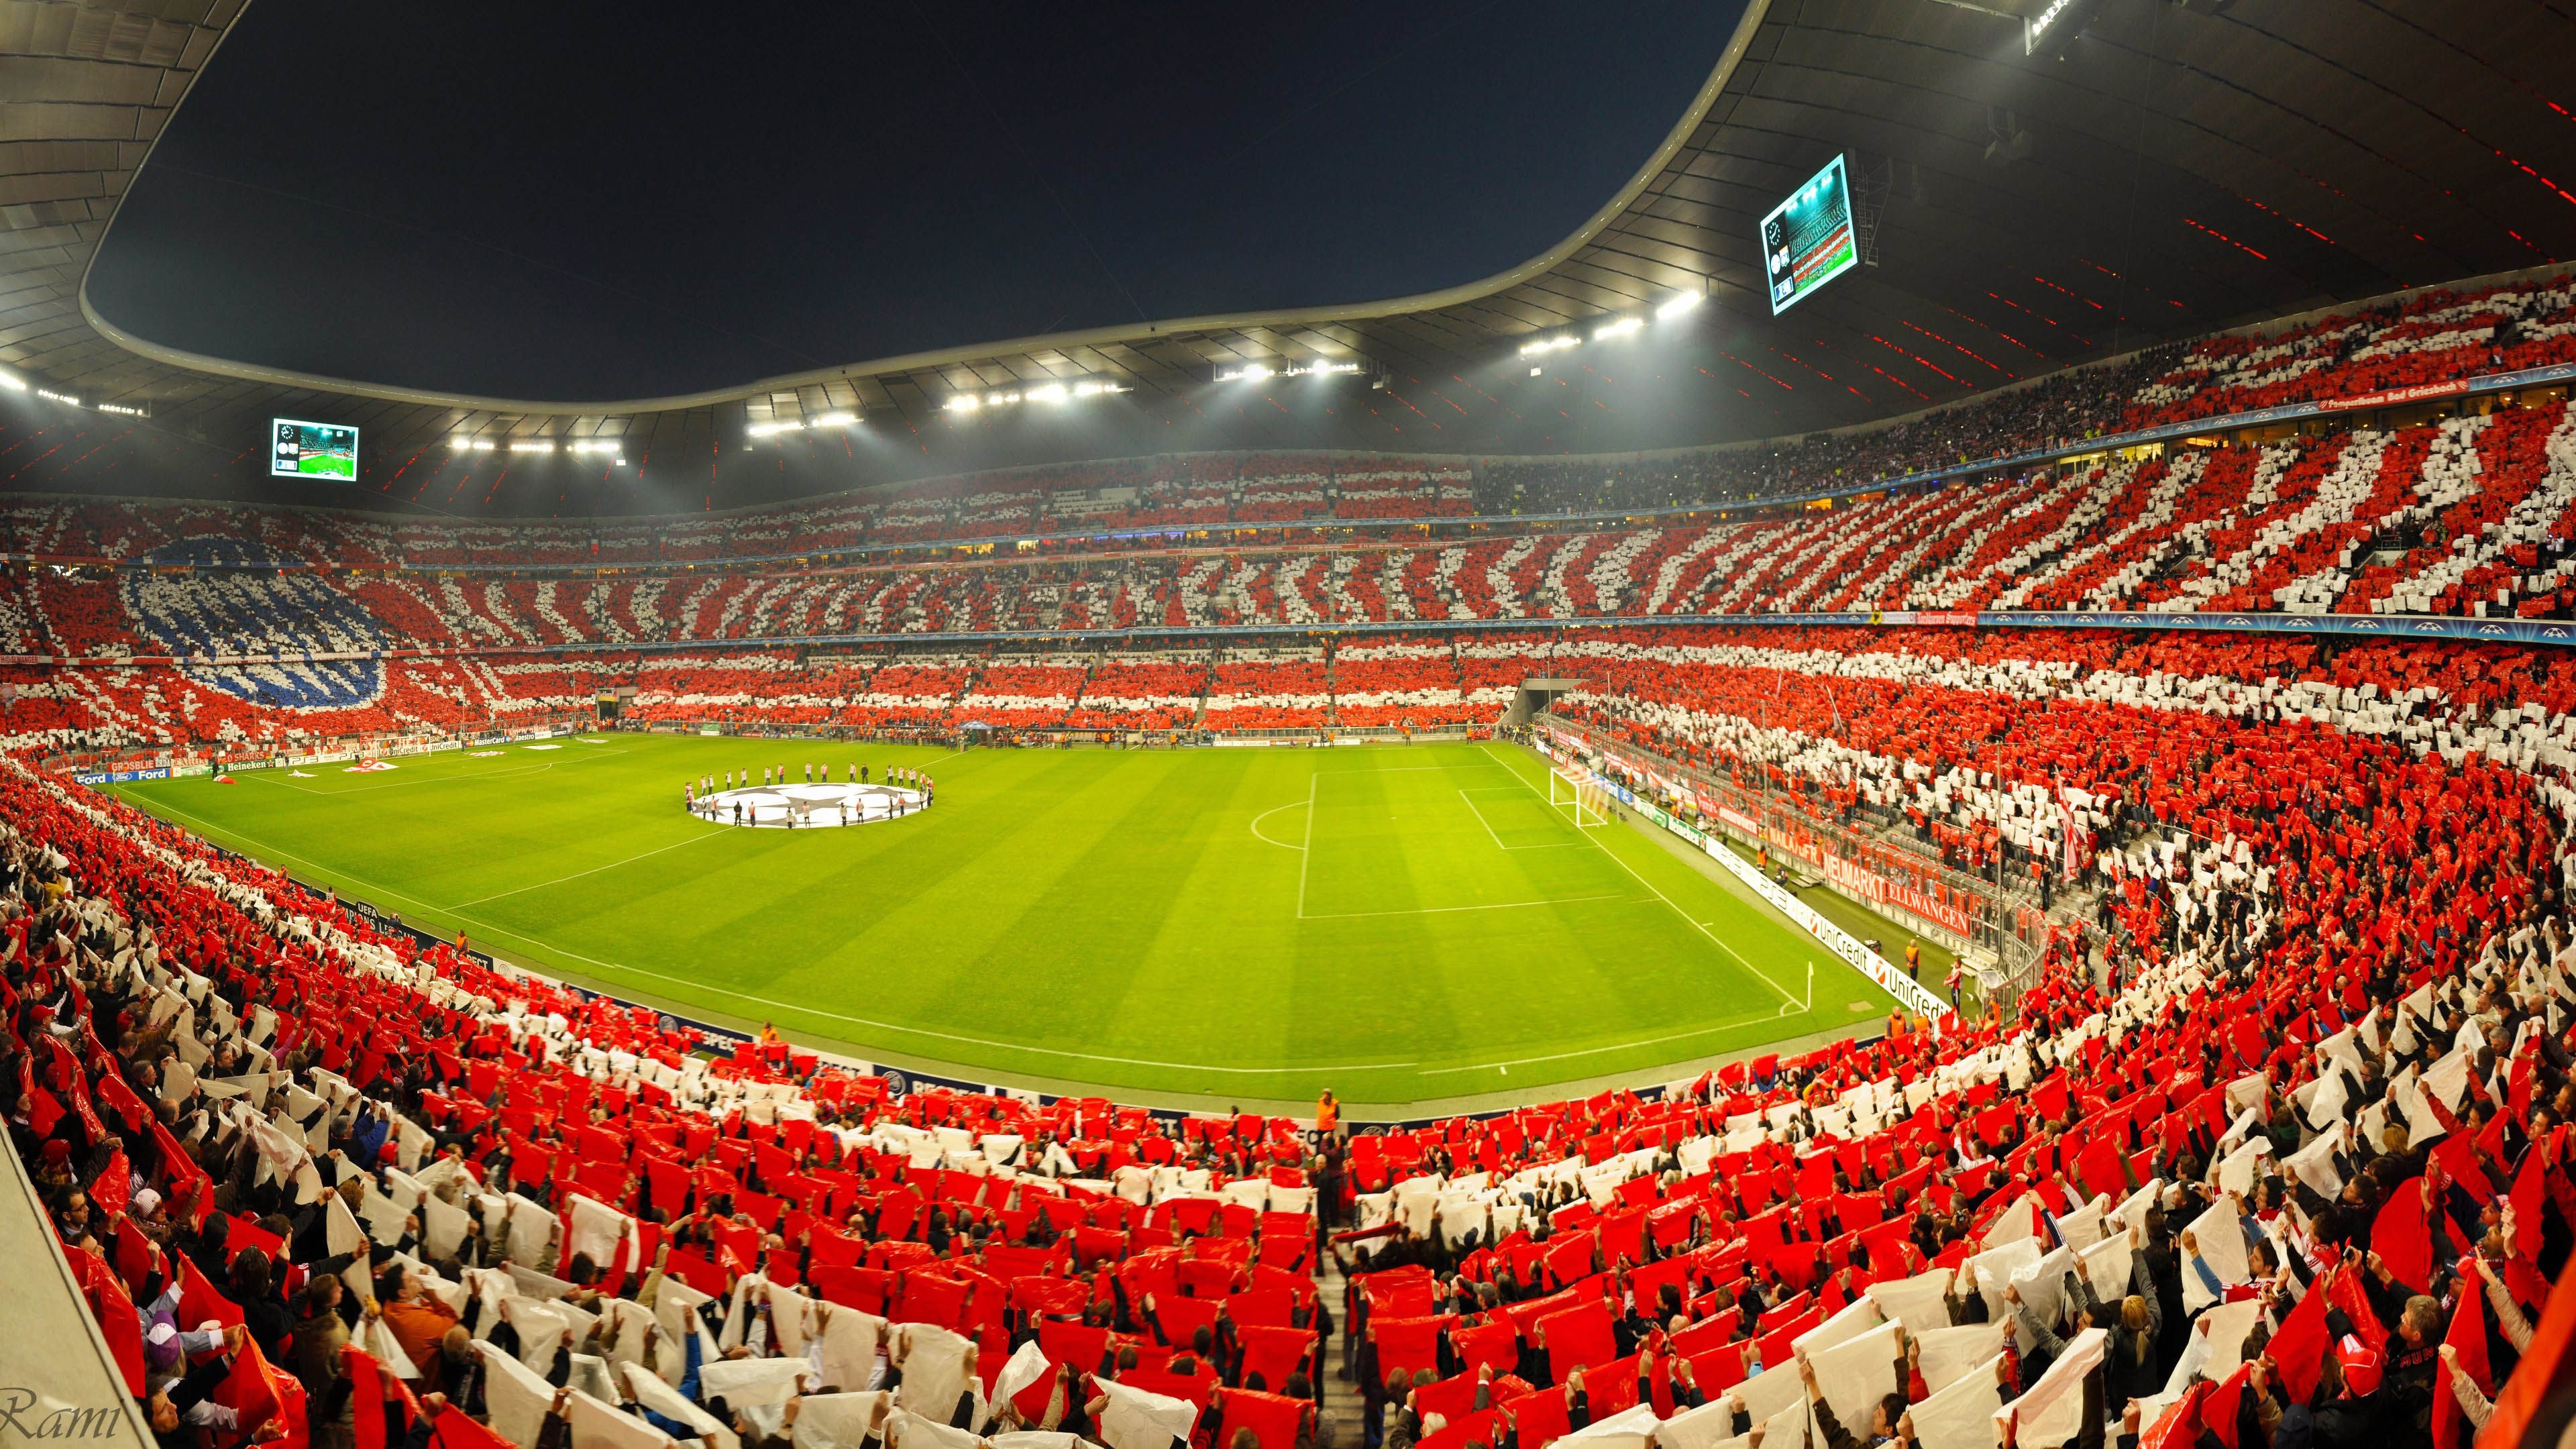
270,419,358,480
1760,154,1859,315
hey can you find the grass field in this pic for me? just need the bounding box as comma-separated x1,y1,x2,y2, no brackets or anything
111,735,1893,1110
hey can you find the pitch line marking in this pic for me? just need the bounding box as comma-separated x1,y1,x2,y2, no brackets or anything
1455,787,1585,851
451,828,730,907
129,761,1823,1086
1417,1003,1785,1075
1248,800,1308,851
1302,892,1627,921
1479,742,1803,1012
1310,763,1513,775
1294,770,1317,918
117,793,1421,1079
1301,769,1621,917
1784,959,1816,1014
1459,786,1510,851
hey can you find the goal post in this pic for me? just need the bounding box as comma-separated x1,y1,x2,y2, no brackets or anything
1548,766,1608,828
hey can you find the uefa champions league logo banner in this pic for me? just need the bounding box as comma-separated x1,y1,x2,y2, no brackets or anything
692,780,929,828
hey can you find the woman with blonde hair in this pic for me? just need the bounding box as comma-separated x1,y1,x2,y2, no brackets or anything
2082,1224,2165,1408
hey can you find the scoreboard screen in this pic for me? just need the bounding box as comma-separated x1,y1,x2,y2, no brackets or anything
271,419,358,480
1760,154,1860,315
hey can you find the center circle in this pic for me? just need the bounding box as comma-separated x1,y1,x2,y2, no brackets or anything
692,782,929,828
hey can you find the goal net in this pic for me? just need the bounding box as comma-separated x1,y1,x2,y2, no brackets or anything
1548,766,1608,828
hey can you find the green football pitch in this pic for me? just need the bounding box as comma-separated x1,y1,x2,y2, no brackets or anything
111,736,1892,1112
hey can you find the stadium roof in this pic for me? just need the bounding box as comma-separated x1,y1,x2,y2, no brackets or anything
4,0,2573,515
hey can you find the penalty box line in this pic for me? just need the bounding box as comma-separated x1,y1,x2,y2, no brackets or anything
1478,741,1807,1014
1308,761,1518,775
1456,784,1585,851
1298,892,1630,922
1297,767,1621,920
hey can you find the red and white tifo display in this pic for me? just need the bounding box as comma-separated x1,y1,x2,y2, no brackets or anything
690,780,929,827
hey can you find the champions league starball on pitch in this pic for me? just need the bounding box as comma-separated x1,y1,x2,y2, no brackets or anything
693,780,928,828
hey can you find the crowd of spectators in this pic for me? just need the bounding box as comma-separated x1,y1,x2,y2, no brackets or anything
11,272,2576,578
9,593,2574,1449
4,286,2575,1449
1478,349,2180,519
25,606,2576,772
13,385,2575,688
0,755,1336,1449
2131,280,2576,429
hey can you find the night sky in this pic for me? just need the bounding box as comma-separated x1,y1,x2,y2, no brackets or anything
88,1,1748,403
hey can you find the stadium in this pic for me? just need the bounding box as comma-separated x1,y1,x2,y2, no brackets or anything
5,3,2576,1449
